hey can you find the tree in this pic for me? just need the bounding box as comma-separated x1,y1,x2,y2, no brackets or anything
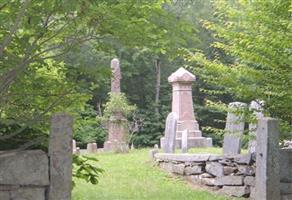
0,0,193,147
187,0,292,139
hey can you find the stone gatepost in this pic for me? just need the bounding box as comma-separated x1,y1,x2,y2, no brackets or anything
161,67,212,148
48,113,73,200
223,102,246,155
255,118,280,200
104,58,129,152
248,100,264,153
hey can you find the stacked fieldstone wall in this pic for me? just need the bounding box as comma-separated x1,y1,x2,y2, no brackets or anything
0,150,49,200
154,153,255,198
155,118,292,199
0,113,72,200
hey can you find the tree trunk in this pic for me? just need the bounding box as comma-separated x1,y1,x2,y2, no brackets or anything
96,101,102,117
155,58,161,116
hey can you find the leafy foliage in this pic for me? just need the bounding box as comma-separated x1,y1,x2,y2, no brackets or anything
102,92,136,120
187,0,292,139
72,155,104,188
73,105,106,148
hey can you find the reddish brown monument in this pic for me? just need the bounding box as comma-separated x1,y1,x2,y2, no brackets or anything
161,67,212,148
104,58,129,152
110,58,121,93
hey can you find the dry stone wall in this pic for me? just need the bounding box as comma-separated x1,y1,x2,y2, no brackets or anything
155,117,292,199
0,150,49,200
154,153,256,198
0,113,73,200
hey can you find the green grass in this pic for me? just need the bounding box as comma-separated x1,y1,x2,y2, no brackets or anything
187,147,248,154
183,147,224,154
73,148,241,200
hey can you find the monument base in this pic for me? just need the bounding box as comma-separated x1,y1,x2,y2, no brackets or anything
176,120,202,137
160,137,212,149
103,140,129,153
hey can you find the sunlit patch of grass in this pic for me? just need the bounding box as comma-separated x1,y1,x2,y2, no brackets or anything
184,147,248,154
73,148,242,200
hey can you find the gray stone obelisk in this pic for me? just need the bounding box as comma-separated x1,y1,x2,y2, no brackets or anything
223,102,247,155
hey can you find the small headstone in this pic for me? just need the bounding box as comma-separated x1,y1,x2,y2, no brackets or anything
115,142,129,153
72,140,77,154
76,147,80,155
181,129,188,153
149,149,159,160
87,143,97,154
223,102,247,155
154,144,159,149
86,143,91,153
130,143,135,150
163,112,178,153
248,100,264,153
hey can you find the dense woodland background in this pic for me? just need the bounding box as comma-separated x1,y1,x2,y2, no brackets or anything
0,0,291,150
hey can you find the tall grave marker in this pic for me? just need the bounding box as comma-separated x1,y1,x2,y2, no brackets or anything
223,102,246,155
161,67,212,148
248,100,264,153
104,58,129,152
162,112,178,153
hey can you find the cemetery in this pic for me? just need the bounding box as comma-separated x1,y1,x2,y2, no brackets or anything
0,1,291,200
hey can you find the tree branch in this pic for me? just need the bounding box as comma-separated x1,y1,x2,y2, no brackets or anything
0,89,72,141
0,0,30,57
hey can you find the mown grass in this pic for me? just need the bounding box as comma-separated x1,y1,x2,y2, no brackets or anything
72,148,241,200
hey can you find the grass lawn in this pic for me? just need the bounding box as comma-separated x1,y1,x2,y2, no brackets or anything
73,148,242,200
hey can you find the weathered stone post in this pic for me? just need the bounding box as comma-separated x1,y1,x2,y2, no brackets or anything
223,102,246,155
248,100,264,153
104,58,129,152
255,118,280,200
162,112,178,153
161,67,212,148
48,113,73,200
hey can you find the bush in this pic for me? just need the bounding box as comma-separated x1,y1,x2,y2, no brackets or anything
74,104,106,148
